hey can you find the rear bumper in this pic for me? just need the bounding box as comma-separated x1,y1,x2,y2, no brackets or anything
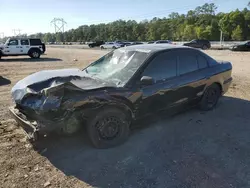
9,107,40,141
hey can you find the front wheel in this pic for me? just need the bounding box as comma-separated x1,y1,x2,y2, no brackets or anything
100,46,104,49
112,46,117,49
87,108,130,149
199,84,221,111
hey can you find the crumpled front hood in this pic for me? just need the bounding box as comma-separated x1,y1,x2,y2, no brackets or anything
11,68,114,104
12,68,83,91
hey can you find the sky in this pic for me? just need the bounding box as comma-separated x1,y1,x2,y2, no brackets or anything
0,0,248,37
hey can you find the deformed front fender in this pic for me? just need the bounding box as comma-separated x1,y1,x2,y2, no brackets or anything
62,94,136,124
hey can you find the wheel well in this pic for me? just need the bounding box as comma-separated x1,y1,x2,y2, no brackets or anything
214,82,223,93
115,105,133,120
79,103,134,124
28,48,40,54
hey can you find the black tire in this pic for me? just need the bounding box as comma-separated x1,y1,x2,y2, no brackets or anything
199,84,221,111
87,107,130,149
100,46,104,49
29,49,41,59
202,45,208,50
112,46,117,49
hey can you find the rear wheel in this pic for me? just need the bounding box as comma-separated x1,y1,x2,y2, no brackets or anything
29,49,41,59
202,45,208,50
199,84,221,111
112,46,117,49
101,46,104,49
87,108,130,149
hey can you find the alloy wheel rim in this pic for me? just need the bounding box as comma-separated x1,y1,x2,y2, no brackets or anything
33,52,38,57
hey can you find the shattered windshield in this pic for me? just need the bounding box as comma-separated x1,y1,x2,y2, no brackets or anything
84,48,151,86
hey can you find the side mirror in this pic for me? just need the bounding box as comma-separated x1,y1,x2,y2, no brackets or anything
140,76,154,86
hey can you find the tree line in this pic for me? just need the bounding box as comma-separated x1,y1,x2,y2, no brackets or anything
4,3,250,42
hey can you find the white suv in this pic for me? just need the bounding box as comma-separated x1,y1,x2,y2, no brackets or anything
100,42,124,49
0,38,45,59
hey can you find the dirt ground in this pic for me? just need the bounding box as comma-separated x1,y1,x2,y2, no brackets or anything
0,48,250,188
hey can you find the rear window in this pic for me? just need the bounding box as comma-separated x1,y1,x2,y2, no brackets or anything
21,39,29,45
197,55,208,69
30,39,42,45
178,50,198,75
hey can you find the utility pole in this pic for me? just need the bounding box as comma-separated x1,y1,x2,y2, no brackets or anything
50,18,67,33
220,30,223,47
0,32,4,39
12,29,21,36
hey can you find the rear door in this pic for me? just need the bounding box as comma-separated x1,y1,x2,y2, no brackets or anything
175,49,210,104
20,39,30,54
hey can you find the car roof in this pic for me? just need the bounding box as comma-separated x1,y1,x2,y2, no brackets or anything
121,44,191,53
9,38,41,40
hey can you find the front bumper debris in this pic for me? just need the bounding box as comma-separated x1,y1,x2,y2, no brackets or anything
9,106,39,141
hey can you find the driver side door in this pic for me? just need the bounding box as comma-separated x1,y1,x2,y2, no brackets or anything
136,51,179,117
4,39,21,55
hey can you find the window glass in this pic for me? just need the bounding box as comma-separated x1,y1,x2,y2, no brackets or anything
21,39,29,45
8,40,18,45
142,52,177,81
178,50,198,75
29,39,41,45
197,55,208,69
85,49,150,86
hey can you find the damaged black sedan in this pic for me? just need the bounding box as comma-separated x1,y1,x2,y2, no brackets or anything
10,44,232,148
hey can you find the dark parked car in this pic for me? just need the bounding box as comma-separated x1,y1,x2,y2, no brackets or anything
229,41,250,51
131,42,144,45
88,41,104,48
183,39,211,50
147,41,155,44
10,44,232,148
155,40,172,44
